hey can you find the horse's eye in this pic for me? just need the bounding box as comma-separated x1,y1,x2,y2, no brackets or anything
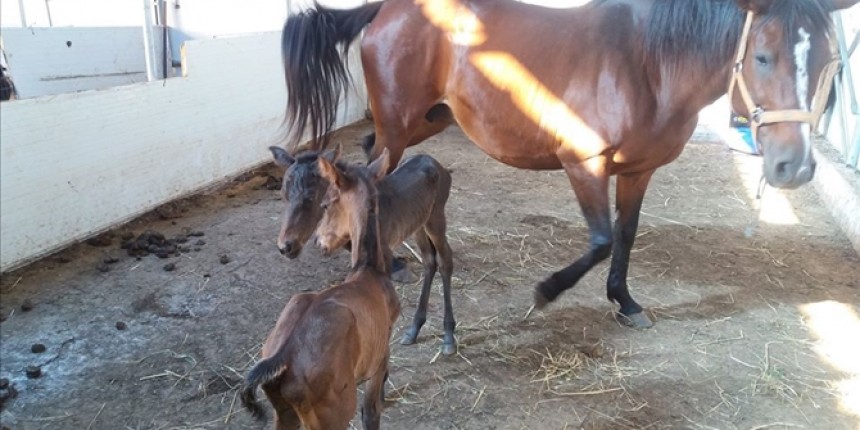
755,55,768,66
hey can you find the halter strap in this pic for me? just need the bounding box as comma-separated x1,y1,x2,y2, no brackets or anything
727,11,841,146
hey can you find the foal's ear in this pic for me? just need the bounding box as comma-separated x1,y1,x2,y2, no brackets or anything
367,148,390,183
824,0,859,11
269,146,295,168
318,157,347,189
734,0,772,13
321,144,341,163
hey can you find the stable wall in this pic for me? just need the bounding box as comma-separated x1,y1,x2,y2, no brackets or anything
0,31,368,272
1,27,169,98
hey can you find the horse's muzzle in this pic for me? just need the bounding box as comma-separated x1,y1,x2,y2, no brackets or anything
277,240,301,259
765,156,816,190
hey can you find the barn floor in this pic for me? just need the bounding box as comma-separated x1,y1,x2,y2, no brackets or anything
1,122,859,430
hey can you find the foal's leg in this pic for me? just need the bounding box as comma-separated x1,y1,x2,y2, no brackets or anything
361,360,388,430
262,384,302,430
607,171,655,328
535,155,612,308
309,385,357,430
400,232,436,346
427,220,457,355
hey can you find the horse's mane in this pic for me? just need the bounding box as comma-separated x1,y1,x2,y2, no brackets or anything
642,0,833,76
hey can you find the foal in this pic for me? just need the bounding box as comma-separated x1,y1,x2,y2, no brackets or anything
241,151,399,430
270,146,457,355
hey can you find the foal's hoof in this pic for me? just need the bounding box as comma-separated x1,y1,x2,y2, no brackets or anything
441,342,457,356
615,311,654,329
400,331,418,346
533,284,552,310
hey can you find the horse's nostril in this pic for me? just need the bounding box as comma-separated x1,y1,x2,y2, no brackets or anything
775,161,790,180
278,245,287,255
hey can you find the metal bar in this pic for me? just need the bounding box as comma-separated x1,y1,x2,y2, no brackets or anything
834,14,857,115
44,0,53,26
141,0,159,81
848,126,860,169
161,0,169,79
18,0,27,26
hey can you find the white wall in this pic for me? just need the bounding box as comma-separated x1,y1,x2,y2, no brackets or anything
2,27,169,98
0,31,368,272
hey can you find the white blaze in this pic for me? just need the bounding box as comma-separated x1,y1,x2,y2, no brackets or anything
794,27,812,162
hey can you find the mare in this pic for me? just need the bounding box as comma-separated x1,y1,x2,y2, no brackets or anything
269,146,458,354
280,0,854,327
241,151,399,430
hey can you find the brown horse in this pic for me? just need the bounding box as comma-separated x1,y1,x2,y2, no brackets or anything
313,151,458,355
241,151,399,430
280,0,855,328
269,146,458,355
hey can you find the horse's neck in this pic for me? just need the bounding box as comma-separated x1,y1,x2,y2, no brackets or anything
650,61,735,127
349,202,388,275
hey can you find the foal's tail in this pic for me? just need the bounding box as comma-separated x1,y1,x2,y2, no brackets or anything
282,1,384,149
241,354,288,421
241,294,315,421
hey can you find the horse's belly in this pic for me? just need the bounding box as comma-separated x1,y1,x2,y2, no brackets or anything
448,99,564,170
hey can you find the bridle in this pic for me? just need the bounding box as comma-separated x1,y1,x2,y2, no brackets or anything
727,11,841,148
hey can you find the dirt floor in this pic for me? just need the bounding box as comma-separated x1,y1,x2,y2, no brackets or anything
1,121,859,430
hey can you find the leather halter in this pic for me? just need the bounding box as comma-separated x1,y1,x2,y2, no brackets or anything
727,11,841,145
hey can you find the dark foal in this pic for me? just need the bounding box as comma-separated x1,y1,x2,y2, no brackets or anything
242,151,399,430
270,146,458,355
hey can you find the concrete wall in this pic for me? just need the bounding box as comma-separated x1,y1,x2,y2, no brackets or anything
0,31,367,272
1,27,169,98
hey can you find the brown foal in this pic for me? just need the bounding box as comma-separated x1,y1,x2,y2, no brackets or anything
270,146,458,355
242,150,399,430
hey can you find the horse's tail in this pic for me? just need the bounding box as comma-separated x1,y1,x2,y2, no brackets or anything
282,1,384,149
240,351,290,421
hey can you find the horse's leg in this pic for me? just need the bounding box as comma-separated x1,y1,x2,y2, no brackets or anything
361,104,453,160
273,406,301,430
426,217,456,355
534,155,612,308
361,361,388,430
262,384,301,430
400,232,436,346
309,385,357,430
607,171,655,328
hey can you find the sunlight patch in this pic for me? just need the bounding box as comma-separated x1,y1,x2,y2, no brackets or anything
469,51,607,160
800,300,860,422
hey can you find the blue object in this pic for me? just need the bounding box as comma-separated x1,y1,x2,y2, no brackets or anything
726,126,759,155
726,112,759,155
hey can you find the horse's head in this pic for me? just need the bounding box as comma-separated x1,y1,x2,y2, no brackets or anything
315,149,389,259
269,145,341,259
730,0,855,189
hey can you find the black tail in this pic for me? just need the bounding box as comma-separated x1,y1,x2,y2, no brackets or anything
240,353,290,421
282,1,384,149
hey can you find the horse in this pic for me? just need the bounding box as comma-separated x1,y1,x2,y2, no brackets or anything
241,150,399,430
0,48,17,102
269,145,458,355
280,0,854,328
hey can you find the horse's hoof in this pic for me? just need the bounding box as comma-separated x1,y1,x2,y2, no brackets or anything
616,311,653,329
533,286,551,310
400,332,417,345
442,343,457,356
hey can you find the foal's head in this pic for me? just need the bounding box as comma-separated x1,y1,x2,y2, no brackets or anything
315,149,390,264
269,146,341,259
730,0,855,189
